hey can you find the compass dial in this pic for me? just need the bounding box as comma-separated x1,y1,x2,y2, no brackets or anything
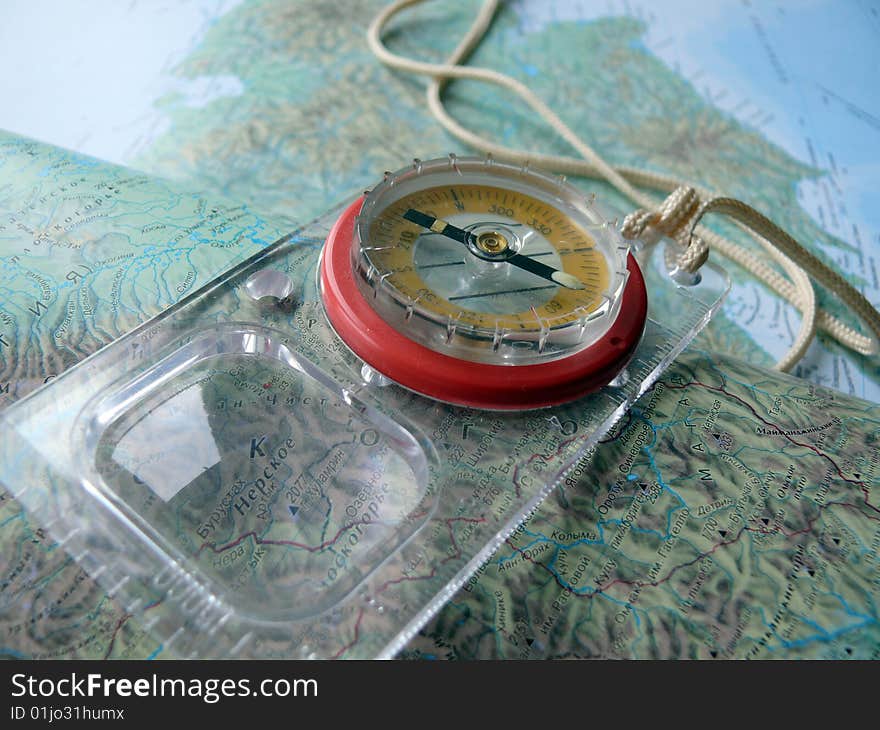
363,185,610,331
320,155,648,409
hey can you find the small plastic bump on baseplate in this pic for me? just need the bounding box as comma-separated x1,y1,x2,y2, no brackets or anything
361,363,392,387
244,269,294,303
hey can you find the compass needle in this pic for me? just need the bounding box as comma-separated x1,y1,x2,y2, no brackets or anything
405,207,587,289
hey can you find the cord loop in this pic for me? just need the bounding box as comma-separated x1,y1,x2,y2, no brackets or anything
621,186,709,272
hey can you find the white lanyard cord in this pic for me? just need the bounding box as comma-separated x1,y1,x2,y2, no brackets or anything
366,0,880,371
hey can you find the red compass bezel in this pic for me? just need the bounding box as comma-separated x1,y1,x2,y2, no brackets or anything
319,198,648,410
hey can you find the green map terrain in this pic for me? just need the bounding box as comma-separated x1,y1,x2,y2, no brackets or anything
0,0,878,659
409,353,880,659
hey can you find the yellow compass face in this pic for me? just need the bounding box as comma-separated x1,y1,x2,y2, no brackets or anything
350,156,630,365
362,184,610,332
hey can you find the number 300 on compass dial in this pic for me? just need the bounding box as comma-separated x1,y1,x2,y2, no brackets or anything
320,155,647,410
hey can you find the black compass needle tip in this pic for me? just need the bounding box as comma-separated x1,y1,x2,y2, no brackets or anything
403,208,470,245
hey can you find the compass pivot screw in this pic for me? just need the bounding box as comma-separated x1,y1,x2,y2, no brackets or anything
475,231,509,255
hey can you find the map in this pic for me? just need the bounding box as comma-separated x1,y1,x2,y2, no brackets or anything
0,0,877,658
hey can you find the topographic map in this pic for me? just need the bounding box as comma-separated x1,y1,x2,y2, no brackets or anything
0,0,878,658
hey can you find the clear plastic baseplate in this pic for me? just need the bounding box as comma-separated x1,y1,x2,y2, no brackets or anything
0,201,729,659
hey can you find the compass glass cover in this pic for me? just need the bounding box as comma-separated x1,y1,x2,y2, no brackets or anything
353,156,631,364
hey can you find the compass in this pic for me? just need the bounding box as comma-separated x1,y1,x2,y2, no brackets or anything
319,155,647,409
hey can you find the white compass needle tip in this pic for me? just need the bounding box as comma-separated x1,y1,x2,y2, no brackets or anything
551,271,586,290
